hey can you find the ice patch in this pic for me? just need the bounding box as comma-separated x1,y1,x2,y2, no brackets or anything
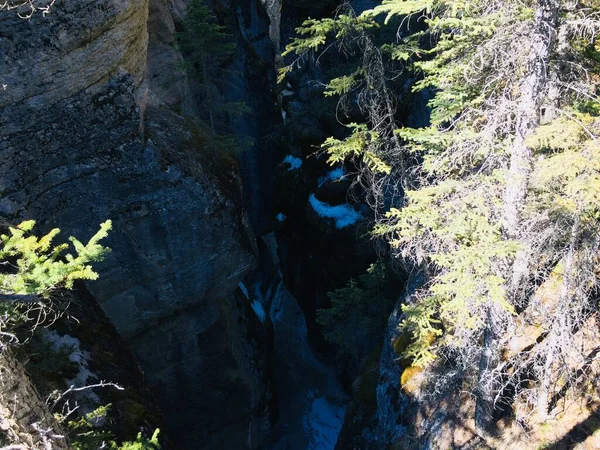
239,281,250,300
240,282,268,323
251,300,267,323
283,155,303,171
276,212,287,222
303,393,347,450
318,167,346,186
327,167,346,181
309,193,362,229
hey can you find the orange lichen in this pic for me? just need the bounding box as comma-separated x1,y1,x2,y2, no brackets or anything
400,366,425,396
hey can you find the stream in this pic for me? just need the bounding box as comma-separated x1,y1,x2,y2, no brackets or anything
242,234,349,450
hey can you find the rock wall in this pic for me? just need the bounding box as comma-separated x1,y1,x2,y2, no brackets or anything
0,1,273,447
0,351,69,450
146,0,197,114
217,0,282,235
7,283,167,448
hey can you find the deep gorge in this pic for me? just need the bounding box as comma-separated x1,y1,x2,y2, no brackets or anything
2,1,600,450
1,0,389,448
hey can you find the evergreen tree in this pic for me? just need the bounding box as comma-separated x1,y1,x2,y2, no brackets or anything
0,222,162,449
284,0,600,438
282,6,407,213
178,0,251,154
0,220,117,450
69,406,160,450
0,220,111,301
317,263,394,369
0,220,112,343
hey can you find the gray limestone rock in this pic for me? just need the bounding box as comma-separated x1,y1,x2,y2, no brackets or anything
0,1,272,447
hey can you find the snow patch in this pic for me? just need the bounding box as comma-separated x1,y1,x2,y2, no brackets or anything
41,329,100,403
303,392,347,450
283,155,303,171
276,212,287,222
309,193,362,229
318,167,346,186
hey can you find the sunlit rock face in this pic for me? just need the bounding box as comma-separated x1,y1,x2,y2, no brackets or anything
0,1,272,448
0,0,149,114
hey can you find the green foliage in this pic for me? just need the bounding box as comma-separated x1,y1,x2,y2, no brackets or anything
376,176,520,365
178,0,250,153
381,35,424,62
279,12,376,83
0,220,162,448
0,220,111,334
68,405,115,449
322,123,392,174
317,263,394,366
359,1,600,372
178,0,234,59
286,0,600,427
365,0,434,24
360,1,528,367
283,14,376,58
68,405,160,450
0,221,164,446
529,114,600,219
0,221,111,297
324,68,364,97
288,0,600,369
119,430,160,450
281,4,410,216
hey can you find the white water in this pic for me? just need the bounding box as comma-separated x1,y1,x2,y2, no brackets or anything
266,284,348,450
248,233,348,449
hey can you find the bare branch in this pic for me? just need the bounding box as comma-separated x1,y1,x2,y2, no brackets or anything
0,0,56,18
49,381,125,412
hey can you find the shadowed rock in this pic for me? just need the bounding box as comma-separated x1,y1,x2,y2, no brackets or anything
0,1,272,448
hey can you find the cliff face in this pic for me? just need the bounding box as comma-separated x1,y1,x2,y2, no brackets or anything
217,0,283,235
0,1,272,447
0,350,70,450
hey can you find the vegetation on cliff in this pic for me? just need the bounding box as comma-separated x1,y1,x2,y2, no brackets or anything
0,220,112,346
317,262,395,371
0,221,161,449
284,0,600,446
177,0,253,155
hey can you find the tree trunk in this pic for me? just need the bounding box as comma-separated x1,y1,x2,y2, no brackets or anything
475,0,560,435
537,340,556,417
475,305,502,432
538,214,579,416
